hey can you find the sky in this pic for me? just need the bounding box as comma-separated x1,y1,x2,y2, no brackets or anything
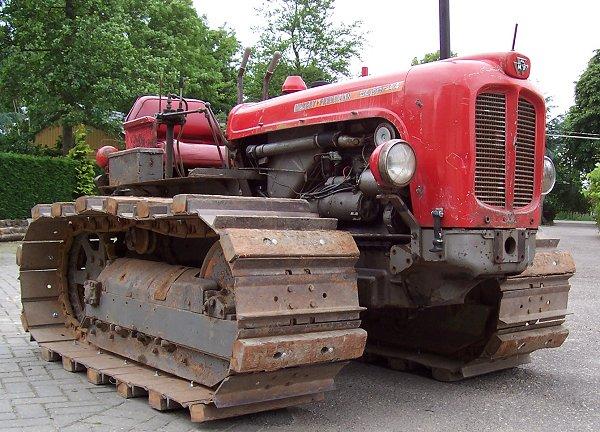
193,0,599,117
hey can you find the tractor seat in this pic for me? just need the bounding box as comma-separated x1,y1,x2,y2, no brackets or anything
123,95,227,168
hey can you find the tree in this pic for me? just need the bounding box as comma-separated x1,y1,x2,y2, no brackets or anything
561,49,600,174
544,50,600,215
246,0,365,101
0,0,140,153
0,0,238,154
585,164,600,226
125,0,239,114
545,114,590,215
411,50,457,66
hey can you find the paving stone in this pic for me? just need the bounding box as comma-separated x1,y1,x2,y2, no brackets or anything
0,361,20,372
0,399,12,412
0,416,53,428
82,414,141,429
30,382,66,398
14,403,47,419
2,381,33,394
19,426,59,432
0,412,17,421
11,396,69,406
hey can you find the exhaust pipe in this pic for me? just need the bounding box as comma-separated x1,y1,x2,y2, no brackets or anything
236,47,252,104
439,0,451,60
246,132,363,159
262,51,282,101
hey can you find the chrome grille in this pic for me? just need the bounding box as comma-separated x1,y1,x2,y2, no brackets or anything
475,93,506,207
514,98,536,207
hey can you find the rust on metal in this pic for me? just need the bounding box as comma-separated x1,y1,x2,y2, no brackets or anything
230,329,367,372
50,202,76,218
31,204,52,220
484,326,569,358
18,194,366,422
518,249,575,277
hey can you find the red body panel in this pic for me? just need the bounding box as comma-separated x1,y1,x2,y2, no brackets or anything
226,52,544,230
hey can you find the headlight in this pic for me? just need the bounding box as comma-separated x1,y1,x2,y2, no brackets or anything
369,139,416,187
542,156,556,195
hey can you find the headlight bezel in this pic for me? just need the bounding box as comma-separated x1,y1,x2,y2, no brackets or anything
541,155,556,196
369,139,416,188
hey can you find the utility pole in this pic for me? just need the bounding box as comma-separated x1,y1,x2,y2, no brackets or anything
439,0,451,59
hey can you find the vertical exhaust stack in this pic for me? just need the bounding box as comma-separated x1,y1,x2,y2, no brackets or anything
262,51,282,101
439,0,451,60
237,47,252,105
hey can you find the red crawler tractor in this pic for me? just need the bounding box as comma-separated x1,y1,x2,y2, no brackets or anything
18,49,574,421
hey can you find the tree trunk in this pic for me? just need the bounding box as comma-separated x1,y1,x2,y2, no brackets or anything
62,124,74,155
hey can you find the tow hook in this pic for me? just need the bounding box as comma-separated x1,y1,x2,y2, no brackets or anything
430,208,444,253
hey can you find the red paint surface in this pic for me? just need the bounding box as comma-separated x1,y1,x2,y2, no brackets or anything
282,76,308,93
368,143,386,186
95,145,118,168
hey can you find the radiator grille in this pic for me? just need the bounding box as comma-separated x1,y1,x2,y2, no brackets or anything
475,93,506,207
514,98,536,207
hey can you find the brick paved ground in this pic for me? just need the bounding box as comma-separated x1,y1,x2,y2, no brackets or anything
1,223,599,431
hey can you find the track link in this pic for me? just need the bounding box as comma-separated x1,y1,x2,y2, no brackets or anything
18,194,367,422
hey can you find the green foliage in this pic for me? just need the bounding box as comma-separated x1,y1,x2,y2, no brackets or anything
0,152,77,219
561,50,600,175
125,0,240,114
585,164,600,226
66,130,97,196
554,211,595,222
411,50,457,66
0,114,61,156
545,113,590,214
246,0,365,101
0,0,239,153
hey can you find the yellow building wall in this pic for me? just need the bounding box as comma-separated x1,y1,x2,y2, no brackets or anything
34,125,121,150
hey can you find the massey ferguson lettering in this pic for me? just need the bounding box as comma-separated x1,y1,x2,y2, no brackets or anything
294,81,404,112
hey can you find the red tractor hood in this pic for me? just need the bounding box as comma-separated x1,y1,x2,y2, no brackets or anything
226,52,532,142
227,71,409,140
226,52,544,230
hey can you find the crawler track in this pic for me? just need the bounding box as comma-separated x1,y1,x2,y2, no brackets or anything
365,238,575,381
18,194,367,422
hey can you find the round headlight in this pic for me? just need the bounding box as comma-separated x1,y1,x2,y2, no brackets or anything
542,156,556,195
369,139,416,187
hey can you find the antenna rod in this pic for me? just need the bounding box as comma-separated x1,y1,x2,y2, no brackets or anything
511,23,519,51
178,75,184,110
439,0,451,59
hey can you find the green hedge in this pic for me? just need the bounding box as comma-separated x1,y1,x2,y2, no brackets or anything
0,152,78,219
586,164,600,227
